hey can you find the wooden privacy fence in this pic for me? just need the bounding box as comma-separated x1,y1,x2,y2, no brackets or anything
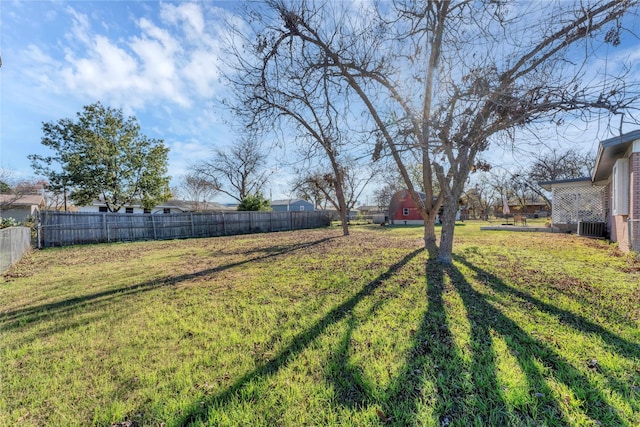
0,226,32,273
38,210,331,248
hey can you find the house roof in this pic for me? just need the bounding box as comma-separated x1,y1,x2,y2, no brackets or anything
271,199,311,206
85,199,234,211
357,205,382,211
0,194,45,206
592,129,640,182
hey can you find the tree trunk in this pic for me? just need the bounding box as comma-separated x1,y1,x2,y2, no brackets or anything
436,199,459,264
423,213,438,257
335,178,350,236
339,209,350,236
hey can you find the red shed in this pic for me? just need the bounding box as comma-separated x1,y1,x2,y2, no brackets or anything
389,190,427,224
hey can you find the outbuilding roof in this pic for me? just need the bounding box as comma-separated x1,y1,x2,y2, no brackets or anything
537,177,591,192
0,194,45,206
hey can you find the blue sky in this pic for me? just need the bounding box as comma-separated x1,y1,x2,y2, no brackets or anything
1,1,639,204
1,0,271,201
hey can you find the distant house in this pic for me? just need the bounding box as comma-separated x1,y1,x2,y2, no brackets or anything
270,199,315,212
389,190,463,224
357,205,385,215
77,199,234,214
0,194,45,222
540,129,640,252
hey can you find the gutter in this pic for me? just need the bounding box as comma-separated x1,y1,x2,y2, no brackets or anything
591,143,605,182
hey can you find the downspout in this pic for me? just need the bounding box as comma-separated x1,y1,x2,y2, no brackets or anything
629,219,640,252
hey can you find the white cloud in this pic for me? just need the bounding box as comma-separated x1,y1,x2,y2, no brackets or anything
49,3,238,112
160,2,205,37
65,6,92,45
183,50,220,97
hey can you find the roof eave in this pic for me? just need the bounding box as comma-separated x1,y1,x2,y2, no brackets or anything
592,130,640,182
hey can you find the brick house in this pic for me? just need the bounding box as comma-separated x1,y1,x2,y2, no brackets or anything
540,130,640,252
595,131,640,252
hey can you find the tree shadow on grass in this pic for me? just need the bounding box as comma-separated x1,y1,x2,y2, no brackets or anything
379,258,495,426
1,236,338,333
318,255,633,426
324,315,372,409
176,247,425,426
282,256,510,425
447,255,630,426
454,254,639,360
454,253,640,416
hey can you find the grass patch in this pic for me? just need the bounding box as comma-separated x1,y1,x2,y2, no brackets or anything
1,223,639,426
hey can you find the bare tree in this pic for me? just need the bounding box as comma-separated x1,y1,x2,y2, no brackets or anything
194,138,270,203
178,171,219,211
464,172,498,220
508,148,595,207
293,161,376,220
222,9,380,236
247,0,638,263
292,174,327,209
528,148,595,182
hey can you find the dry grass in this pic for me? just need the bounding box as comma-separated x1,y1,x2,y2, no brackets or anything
1,223,638,426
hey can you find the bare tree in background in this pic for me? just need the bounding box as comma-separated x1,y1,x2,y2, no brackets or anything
528,148,595,182
464,172,498,220
292,174,328,210
511,148,596,207
194,138,270,203
179,171,219,211
222,12,377,236
293,161,376,223
246,0,638,263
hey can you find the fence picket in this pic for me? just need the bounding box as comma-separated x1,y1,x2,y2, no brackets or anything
38,211,331,247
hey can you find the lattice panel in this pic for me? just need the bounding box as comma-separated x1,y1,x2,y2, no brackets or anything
552,185,606,224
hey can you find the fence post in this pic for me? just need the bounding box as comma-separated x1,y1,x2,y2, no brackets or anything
102,213,108,243
190,213,195,237
37,211,44,249
151,214,157,240
222,212,226,236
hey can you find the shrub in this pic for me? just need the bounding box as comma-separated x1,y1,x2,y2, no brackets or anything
0,217,20,229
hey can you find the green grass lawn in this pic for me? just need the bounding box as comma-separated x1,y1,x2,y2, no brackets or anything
1,222,638,426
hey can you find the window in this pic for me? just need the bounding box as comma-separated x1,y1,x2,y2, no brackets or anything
163,208,171,214
403,208,409,216
125,207,134,214
612,158,629,215
143,208,151,214
299,206,305,211
99,206,108,213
